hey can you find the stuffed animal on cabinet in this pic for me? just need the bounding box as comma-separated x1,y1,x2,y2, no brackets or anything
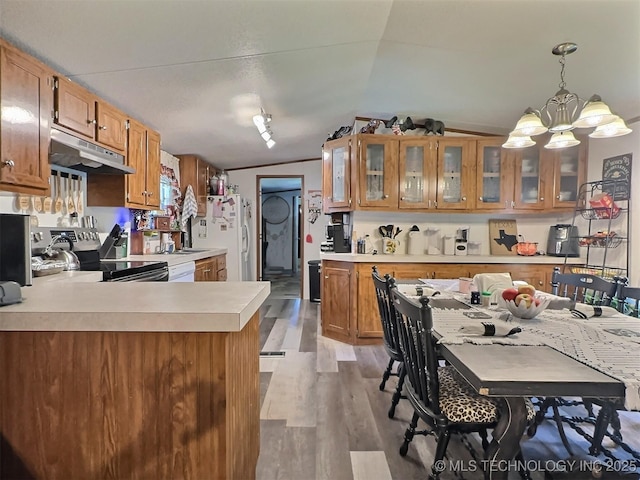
424,118,445,136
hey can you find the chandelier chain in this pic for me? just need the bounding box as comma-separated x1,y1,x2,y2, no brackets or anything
558,55,567,90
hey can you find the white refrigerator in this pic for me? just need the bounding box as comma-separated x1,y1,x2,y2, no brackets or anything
192,194,253,281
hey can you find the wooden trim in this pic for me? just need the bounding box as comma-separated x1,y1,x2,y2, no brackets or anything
226,157,321,172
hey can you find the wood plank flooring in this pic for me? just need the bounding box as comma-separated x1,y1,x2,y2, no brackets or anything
257,297,640,480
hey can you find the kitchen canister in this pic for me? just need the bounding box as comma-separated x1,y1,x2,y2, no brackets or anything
382,238,401,254
407,231,424,255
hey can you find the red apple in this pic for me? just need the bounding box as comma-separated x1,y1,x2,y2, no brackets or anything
534,298,541,307
515,293,533,308
517,284,536,296
502,288,519,302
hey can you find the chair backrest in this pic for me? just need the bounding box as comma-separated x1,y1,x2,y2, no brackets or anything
550,267,618,306
615,280,640,317
389,286,441,415
372,266,402,358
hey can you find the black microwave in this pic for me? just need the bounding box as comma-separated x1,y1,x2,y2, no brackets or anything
0,213,32,286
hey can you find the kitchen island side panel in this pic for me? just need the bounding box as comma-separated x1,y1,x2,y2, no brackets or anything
0,313,260,480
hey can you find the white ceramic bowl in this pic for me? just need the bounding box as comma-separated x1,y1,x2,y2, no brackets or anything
504,297,551,319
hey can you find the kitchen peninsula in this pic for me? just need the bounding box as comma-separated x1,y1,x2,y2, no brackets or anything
0,280,269,479
321,253,583,345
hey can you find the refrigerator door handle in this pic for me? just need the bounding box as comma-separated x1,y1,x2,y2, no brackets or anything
242,222,249,258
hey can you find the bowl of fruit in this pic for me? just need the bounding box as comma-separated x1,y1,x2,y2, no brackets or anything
501,284,550,319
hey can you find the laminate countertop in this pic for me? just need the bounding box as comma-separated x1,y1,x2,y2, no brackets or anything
0,280,270,333
320,253,585,264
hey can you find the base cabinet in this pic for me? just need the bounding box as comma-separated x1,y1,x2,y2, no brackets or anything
195,255,227,281
321,260,559,345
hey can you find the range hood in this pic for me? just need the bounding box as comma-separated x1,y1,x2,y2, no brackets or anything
49,129,135,174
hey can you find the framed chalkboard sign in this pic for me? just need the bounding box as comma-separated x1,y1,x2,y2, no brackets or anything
602,154,632,200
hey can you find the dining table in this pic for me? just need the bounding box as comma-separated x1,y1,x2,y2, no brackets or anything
396,280,640,480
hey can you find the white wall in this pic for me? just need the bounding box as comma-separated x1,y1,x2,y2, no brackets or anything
228,160,326,299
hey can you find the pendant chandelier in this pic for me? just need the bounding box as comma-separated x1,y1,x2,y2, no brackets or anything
503,42,632,149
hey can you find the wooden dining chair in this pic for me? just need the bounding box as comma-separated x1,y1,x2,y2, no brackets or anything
550,267,618,306
532,268,620,455
371,266,405,418
586,279,640,456
389,286,534,479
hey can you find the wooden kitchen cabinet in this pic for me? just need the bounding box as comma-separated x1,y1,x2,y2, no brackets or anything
86,119,161,209
476,137,547,211
54,76,127,153
321,263,353,342
398,138,437,210
355,135,399,209
177,154,213,217
0,41,52,195
195,255,227,282
322,136,352,213
435,137,475,210
547,140,588,209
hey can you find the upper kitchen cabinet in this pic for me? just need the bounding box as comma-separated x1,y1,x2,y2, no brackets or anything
322,136,352,213
54,76,127,154
177,154,212,217
475,138,546,211
546,140,587,209
0,41,52,195
355,135,399,209
87,119,161,209
398,138,437,210
435,137,475,210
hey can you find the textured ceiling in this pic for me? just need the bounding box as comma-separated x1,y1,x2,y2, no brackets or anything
1,0,638,171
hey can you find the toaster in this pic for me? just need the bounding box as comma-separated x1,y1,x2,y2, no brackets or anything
546,224,580,257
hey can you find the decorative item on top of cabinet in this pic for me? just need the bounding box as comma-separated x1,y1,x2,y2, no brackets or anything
176,154,213,217
0,40,52,195
53,76,127,153
86,120,160,209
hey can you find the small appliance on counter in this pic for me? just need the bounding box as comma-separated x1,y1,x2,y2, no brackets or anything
546,224,580,257
407,225,424,255
0,213,32,286
325,223,350,253
455,226,469,255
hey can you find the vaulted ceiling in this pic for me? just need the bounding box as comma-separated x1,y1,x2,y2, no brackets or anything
1,0,638,170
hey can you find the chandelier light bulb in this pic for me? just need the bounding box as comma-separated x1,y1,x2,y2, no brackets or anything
573,95,617,128
544,131,580,150
502,134,536,149
589,117,632,138
511,109,548,137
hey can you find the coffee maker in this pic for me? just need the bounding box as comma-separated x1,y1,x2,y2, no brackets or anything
324,223,350,253
455,226,469,256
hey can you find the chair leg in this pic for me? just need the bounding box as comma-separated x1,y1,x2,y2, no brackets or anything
583,398,595,417
610,409,623,441
430,430,451,480
515,450,531,480
479,428,489,451
589,402,613,456
388,363,405,419
399,411,419,457
551,400,574,456
379,357,394,391
527,396,553,437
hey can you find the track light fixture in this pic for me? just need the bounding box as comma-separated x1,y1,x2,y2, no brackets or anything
503,42,631,149
253,109,275,149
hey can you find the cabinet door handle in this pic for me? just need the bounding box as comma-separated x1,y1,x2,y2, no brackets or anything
384,194,389,199
324,276,329,279
540,197,544,201
2,159,15,168
99,125,107,130
87,119,97,125
556,195,561,200
147,191,153,196
479,196,483,201
511,200,515,208
203,269,211,273
462,196,466,201
400,196,405,201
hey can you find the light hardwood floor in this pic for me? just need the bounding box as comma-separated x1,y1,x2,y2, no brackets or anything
257,297,640,480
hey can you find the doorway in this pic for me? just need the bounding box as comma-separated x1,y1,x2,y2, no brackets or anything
257,175,304,298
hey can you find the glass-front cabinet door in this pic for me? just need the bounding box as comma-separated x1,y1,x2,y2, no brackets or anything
475,138,510,210
321,136,351,212
398,138,436,209
548,140,587,209
357,135,398,209
436,138,473,210
512,145,545,210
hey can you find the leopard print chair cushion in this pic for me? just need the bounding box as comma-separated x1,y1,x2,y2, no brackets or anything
438,366,535,424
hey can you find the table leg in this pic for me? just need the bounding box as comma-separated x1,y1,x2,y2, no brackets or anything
484,397,527,480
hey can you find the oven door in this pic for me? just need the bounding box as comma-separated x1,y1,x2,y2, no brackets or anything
103,267,169,282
